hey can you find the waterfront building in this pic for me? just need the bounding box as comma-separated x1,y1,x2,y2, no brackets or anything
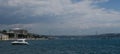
9,28,28,35
0,33,9,40
0,28,48,40
7,28,29,39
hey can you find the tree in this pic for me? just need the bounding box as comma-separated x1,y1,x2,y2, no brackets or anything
1,30,7,34
0,30,2,33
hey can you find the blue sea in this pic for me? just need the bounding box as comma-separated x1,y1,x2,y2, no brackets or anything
0,38,120,54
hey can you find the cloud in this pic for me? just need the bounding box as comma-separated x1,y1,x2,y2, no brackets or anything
0,0,120,35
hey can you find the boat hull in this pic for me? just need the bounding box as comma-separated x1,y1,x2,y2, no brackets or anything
12,43,28,45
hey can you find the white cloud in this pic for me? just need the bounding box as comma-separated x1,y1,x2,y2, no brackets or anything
1,0,120,35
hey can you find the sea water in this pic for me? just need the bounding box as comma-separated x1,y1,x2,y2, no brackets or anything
0,38,120,54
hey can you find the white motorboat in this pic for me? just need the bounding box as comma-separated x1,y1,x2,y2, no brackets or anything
11,39,29,45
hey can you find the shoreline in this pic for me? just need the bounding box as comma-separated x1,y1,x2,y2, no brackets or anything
0,38,49,41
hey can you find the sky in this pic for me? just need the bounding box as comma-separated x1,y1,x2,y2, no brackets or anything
0,0,120,35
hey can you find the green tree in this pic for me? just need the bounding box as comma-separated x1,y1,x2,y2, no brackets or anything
1,30,7,34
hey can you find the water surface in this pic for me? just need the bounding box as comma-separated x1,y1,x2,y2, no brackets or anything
0,38,120,54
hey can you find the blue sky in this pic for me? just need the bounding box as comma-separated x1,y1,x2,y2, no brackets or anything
0,0,120,35
96,0,120,11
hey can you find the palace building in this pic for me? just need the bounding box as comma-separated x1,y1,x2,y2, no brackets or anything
7,28,29,39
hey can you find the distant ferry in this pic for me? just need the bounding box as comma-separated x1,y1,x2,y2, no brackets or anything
11,39,29,45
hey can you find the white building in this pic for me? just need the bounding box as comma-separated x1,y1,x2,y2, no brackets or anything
9,28,28,35
0,33,9,40
7,28,29,39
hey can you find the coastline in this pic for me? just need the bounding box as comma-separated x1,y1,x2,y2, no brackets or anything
0,38,49,41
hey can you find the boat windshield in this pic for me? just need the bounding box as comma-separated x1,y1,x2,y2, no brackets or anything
15,39,25,42
17,40,23,42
